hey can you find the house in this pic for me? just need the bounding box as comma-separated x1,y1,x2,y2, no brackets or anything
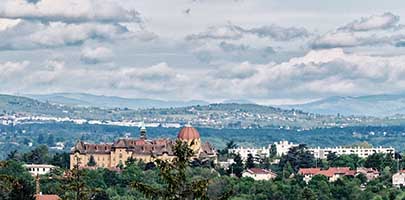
24,164,56,176
35,194,61,200
242,168,277,181
393,170,405,188
298,167,356,183
356,167,379,181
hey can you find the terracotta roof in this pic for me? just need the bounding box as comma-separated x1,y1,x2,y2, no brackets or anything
35,194,61,200
357,167,379,174
298,168,321,175
177,126,200,140
299,167,355,177
248,168,275,175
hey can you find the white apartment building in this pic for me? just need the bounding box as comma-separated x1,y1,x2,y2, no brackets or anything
274,140,299,156
228,140,299,160
228,146,270,161
393,170,405,188
24,164,56,176
308,146,395,159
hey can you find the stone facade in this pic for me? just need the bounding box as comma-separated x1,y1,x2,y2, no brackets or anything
70,125,216,169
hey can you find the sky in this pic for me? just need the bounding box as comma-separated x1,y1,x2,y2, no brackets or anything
1,0,405,104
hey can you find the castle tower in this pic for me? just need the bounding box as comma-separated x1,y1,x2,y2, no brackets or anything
140,121,147,140
177,124,201,154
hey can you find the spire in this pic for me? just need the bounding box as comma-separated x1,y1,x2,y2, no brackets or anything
140,121,147,140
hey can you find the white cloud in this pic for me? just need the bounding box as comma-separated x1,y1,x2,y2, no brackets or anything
186,23,310,41
81,46,113,64
339,12,400,32
311,12,405,49
0,20,153,50
0,0,142,23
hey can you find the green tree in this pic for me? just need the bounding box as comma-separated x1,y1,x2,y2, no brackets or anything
246,154,255,169
64,155,91,200
23,145,50,164
301,187,317,200
228,154,244,178
50,152,70,169
0,160,35,200
270,144,277,158
87,155,97,167
279,144,315,172
132,140,211,200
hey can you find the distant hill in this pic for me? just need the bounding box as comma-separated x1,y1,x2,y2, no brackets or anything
26,93,210,109
281,94,405,116
2,93,405,129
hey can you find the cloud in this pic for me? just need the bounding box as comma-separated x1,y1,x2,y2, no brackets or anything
0,61,190,96
197,48,405,100
186,23,310,41
237,24,310,41
185,24,243,41
0,61,30,81
212,62,258,79
4,49,405,101
310,12,405,49
0,20,153,50
339,12,400,32
0,0,142,23
80,46,113,64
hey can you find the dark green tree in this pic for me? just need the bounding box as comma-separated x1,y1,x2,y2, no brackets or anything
23,145,50,164
50,152,70,169
301,187,317,200
246,154,255,169
228,153,244,178
279,144,315,172
47,134,55,146
132,140,211,200
87,155,97,167
270,144,277,158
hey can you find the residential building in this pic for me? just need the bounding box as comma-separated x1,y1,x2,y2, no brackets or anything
228,140,298,161
356,167,379,181
228,146,269,161
70,125,216,169
298,167,356,183
24,164,56,176
308,146,395,159
274,140,299,156
242,168,277,181
393,170,405,188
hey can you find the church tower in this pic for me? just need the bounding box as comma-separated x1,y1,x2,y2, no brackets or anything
140,122,147,140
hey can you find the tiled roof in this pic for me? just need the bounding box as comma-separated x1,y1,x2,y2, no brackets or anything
35,194,61,200
299,167,355,177
247,168,276,175
298,168,321,175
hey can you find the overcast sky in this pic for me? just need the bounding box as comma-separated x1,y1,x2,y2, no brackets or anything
1,0,405,104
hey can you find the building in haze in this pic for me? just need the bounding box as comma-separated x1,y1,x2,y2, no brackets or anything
70,125,216,169
308,146,395,159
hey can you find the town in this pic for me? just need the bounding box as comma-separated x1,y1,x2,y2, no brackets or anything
1,125,404,199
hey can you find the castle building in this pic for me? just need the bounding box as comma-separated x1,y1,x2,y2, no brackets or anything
70,125,216,169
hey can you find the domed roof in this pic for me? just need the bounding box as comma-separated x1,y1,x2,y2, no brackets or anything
177,125,200,140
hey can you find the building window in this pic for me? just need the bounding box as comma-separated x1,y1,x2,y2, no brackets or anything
119,153,122,158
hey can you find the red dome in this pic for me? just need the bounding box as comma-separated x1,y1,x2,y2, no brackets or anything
177,126,200,140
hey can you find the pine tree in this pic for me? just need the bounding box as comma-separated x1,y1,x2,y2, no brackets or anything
228,154,244,178
246,154,255,169
87,155,96,167
132,140,211,200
